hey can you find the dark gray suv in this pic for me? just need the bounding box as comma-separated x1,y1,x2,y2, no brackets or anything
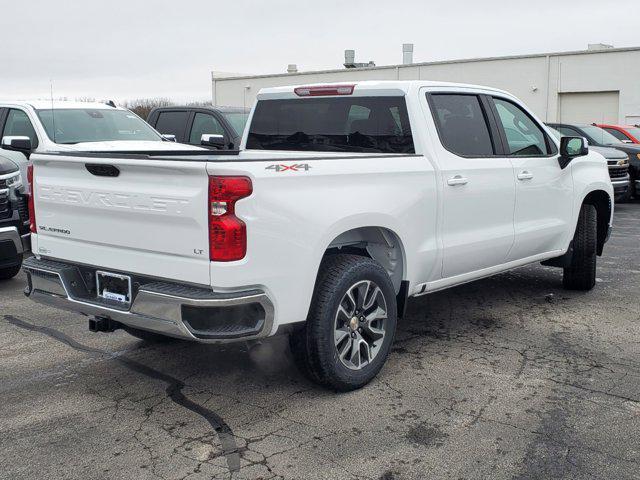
147,106,250,150
0,155,29,279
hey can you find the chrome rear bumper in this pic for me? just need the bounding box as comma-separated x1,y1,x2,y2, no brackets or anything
22,257,274,343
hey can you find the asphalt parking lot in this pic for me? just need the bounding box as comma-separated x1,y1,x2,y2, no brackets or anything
1,204,639,480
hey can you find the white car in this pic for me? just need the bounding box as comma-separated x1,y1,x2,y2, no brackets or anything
17,81,614,391
0,100,198,184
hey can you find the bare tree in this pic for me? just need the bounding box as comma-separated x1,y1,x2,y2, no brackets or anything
122,97,174,119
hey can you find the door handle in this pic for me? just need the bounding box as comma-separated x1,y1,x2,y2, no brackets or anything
517,171,534,181
447,175,468,186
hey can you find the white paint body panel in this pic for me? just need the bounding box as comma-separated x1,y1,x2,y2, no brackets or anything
29,81,615,332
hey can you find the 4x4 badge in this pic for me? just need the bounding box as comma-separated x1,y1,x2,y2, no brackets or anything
265,164,312,172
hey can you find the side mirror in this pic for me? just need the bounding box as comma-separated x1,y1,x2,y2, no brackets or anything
201,134,226,149
2,136,32,158
161,134,177,142
558,136,588,169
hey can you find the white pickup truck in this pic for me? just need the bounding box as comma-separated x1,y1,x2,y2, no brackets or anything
0,100,196,185
19,81,614,391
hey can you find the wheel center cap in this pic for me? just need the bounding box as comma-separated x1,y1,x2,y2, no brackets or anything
349,317,359,331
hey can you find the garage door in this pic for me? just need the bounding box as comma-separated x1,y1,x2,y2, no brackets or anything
558,91,620,124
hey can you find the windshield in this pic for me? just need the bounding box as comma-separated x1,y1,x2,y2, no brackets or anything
37,109,162,144
247,96,414,154
222,112,249,136
580,125,622,146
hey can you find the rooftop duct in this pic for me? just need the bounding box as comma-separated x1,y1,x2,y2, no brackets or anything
344,49,375,69
402,44,414,64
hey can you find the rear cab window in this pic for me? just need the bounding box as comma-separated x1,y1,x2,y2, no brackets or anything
246,96,414,154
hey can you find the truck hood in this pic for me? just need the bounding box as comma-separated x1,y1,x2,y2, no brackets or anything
50,141,205,152
589,145,628,160
0,153,19,176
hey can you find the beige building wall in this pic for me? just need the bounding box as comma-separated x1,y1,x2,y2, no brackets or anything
212,47,640,124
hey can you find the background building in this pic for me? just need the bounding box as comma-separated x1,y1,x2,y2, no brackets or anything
211,45,640,125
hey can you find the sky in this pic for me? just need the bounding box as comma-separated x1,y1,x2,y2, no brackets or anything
2,0,639,103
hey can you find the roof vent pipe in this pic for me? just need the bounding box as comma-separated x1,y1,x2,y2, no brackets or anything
344,50,356,68
402,44,414,65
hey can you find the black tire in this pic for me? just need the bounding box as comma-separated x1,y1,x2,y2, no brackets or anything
563,204,597,291
122,326,181,343
290,254,397,391
0,263,21,280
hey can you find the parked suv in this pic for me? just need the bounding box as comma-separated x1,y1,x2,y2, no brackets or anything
597,124,640,199
547,123,631,201
147,106,250,149
0,155,29,279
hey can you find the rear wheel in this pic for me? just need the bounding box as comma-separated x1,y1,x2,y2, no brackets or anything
290,254,397,391
563,204,597,291
0,263,21,280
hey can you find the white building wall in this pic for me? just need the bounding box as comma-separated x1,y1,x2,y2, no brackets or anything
212,47,640,124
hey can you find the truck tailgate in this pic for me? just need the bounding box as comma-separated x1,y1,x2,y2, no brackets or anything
32,155,211,285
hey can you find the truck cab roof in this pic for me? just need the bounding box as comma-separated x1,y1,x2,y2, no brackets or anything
257,80,512,99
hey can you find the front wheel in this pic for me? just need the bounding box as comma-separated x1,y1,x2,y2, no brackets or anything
290,254,397,391
563,204,597,291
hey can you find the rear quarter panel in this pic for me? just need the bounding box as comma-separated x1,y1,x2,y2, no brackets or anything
206,153,437,329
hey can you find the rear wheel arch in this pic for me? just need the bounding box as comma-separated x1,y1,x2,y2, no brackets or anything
323,226,406,294
315,226,408,321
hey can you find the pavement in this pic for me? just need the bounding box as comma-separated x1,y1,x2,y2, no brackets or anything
1,203,639,480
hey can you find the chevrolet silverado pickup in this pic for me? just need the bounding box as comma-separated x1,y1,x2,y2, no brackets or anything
20,81,614,391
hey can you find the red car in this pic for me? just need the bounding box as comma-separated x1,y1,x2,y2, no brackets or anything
597,124,640,144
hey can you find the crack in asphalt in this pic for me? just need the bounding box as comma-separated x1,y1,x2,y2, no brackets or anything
3,314,241,473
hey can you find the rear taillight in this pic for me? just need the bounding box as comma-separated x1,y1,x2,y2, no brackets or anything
294,84,355,96
208,176,252,261
27,164,36,233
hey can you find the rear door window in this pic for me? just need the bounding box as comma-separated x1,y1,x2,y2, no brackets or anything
429,94,495,157
154,111,190,142
247,96,414,153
